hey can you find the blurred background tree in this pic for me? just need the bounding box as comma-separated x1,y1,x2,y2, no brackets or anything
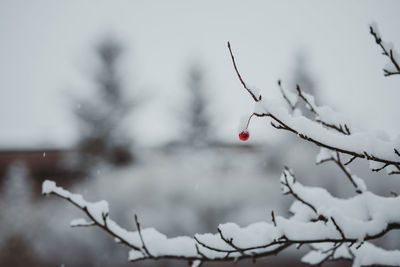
74,37,134,170
291,52,316,96
182,64,213,147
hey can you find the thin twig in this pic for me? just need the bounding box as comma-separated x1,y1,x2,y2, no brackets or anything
370,26,400,76
278,80,296,110
296,84,318,115
335,152,362,193
344,156,357,166
135,214,154,258
331,217,346,240
271,210,277,227
227,42,261,102
372,163,389,172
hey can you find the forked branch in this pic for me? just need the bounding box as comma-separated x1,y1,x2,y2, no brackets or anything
370,26,400,76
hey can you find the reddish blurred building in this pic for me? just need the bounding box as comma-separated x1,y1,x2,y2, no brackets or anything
0,148,83,192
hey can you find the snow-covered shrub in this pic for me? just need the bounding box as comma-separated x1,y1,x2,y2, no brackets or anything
42,25,400,267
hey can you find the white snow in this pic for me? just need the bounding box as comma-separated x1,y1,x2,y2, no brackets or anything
70,218,95,227
303,242,400,267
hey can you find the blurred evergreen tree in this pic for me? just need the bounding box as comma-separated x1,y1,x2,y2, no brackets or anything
292,52,316,96
74,37,134,169
183,64,213,147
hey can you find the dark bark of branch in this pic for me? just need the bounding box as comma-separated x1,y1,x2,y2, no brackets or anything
370,26,400,77
227,42,261,102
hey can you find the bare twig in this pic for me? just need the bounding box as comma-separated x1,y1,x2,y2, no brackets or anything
331,217,346,240
335,152,362,193
278,80,296,110
372,163,389,172
316,152,362,193
296,84,318,115
344,156,357,166
370,26,400,76
135,214,154,258
271,210,277,227
227,42,261,102
395,148,400,158
356,241,364,250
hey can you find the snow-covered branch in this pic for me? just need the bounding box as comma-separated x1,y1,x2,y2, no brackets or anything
229,40,400,173
42,164,400,266
249,96,400,170
41,180,292,265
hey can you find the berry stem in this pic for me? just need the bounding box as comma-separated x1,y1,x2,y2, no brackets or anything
245,113,255,130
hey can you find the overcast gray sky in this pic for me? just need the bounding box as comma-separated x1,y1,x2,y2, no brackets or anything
1,0,399,148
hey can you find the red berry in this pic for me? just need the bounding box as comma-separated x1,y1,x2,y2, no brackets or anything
239,130,250,141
